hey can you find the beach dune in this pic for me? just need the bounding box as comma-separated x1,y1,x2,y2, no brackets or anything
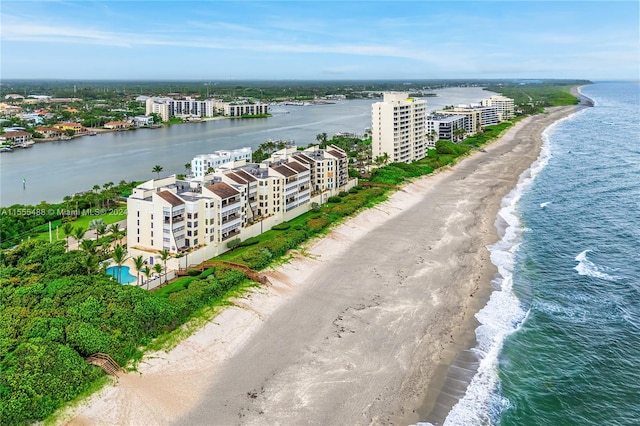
65,105,580,426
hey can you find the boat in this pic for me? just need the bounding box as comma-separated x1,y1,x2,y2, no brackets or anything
89,131,97,136
0,146,14,152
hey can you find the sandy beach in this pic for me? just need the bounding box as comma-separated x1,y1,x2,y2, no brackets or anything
63,102,585,426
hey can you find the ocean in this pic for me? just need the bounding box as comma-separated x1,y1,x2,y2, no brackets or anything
439,81,640,425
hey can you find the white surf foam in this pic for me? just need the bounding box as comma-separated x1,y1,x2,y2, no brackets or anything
440,117,564,425
574,250,618,281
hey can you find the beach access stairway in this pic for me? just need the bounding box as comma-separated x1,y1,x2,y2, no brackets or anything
86,353,124,378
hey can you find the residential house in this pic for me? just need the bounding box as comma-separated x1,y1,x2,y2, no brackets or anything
104,120,131,130
35,127,64,139
53,122,87,135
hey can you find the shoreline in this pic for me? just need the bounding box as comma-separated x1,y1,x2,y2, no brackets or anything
62,101,588,425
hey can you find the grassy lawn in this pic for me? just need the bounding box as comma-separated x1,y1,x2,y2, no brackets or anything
32,212,126,241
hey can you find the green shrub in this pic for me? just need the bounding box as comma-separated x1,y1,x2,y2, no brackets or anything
187,269,200,276
199,268,216,279
238,236,260,247
327,196,342,203
338,191,348,197
226,238,241,249
271,222,291,231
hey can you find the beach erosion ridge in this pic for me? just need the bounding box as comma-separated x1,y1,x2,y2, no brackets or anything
62,90,592,426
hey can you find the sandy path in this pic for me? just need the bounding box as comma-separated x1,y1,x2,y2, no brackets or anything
63,104,582,426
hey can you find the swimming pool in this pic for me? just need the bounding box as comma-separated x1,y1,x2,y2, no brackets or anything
106,265,138,284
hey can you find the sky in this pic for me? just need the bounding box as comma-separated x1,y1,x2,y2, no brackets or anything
1,0,638,81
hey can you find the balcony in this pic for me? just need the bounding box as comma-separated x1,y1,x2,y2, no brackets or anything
164,214,184,224
221,197,240,207
221,228,241,241
221,204,241,215
221,212,240,224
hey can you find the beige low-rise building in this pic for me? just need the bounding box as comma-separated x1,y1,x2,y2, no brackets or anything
127,144,353,258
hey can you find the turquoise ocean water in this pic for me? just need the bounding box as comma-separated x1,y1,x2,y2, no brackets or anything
439,81,640,425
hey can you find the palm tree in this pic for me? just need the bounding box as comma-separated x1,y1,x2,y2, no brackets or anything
133,255,145,286
453,127,466,143
72,194,81,216
316,132,328,146
112,243,128,283
427,129,438,146
62,195,72,218
62,222,74,252
89,218,106,240
72,226,86,250
184,163,191,174
142,266,152,290
159,249,170,283
79,238,97,256
152,165,163,178
153,263,163,281
109,223,122,245
82,255,100,275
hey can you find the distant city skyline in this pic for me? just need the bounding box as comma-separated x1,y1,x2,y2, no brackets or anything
2,1,638,81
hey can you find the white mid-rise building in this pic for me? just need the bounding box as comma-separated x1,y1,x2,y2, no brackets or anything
144,97,269,121
372,92,427,163
426,114,467,143
191,148,253,177
481,95,515,121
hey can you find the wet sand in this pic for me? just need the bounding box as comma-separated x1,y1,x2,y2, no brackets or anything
63,103,584,426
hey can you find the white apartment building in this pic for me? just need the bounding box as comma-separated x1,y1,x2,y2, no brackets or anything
145,97,269,121
145,97,217,120
481,95,515,121
372,92,427,163
191,148,253,177
290,145,349,193
127,176,246,253
433,107,484,136
213,101,269,117
127,145,352,256
426,114,467,143
146,99,170,121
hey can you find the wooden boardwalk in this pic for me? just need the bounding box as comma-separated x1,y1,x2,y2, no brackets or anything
86,353,124,378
